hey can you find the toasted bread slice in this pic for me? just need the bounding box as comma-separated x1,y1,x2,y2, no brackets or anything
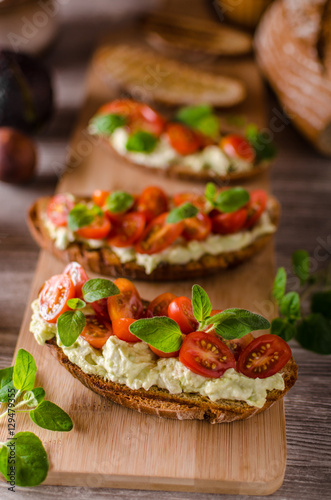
45,337,298,423
27,195,280,282
142,13,252,56
93,44,246,107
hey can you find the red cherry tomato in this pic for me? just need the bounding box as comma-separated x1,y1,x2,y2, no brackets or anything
92,190,110,207
91,298,110,321
107,278,144,321
63,262,89,298
46,194,74,227
112,318,141,343
220,134,256,163
137,186,168,223
172,192,206,212
39,274,75,323
76,214,111,240
244,190,268,228
97,100,165,136
135,213,184,255
237,334,292,379
145,293,177,318
182,212,212,241
179,331,236,378
166,123,201,155
223,333,254,361
149,345,180,358
168,297,198,334
211,208,248,235
80,314,112,349
107,212,146,248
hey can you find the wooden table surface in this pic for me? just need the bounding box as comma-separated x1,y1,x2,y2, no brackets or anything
0,1,331,499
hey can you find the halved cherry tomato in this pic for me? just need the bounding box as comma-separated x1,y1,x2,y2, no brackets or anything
179,331,236,378
46,194,74,227
137,186,168,223
149,345,180,358
92,190,110,207
63,262,88,298
107,278,144,321
223,333,254,361
135,213,184,255
237,334,292,379
166,123,201,155
211,208,248,235
244,190,268,229
80,314,112,349
107,212,146,248
39,274,75,323
76,214,111,240
91,298,110,321
220,134,256,163
172,192,206,212
182,212,212,241
97,100,165,136
112,318,141,343
145,293,177,318
168,297,198,334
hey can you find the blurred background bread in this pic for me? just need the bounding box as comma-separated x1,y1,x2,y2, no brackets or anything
255,0,331,156
213,0,273,29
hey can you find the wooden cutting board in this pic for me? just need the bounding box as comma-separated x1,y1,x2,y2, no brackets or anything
0,24,288,496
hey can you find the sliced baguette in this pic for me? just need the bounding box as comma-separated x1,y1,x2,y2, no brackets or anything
45,337,298,424
93,44,246,108
27,195,280,282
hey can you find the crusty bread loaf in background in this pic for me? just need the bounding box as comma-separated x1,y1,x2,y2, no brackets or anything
255,0,331,155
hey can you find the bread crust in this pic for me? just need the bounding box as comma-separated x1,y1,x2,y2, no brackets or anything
101,136,272,184
45,337,298,423
27,195,280,281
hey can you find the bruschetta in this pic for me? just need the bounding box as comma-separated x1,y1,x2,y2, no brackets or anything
27,184,280,281
30,265,298,423
88,100,277,183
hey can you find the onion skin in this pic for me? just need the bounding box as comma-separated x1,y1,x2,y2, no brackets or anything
0,127,37,184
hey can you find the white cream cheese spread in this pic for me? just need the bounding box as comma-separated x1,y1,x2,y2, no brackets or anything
30,300,284,408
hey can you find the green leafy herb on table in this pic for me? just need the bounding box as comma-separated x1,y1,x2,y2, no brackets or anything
245,123,277,163
271,250,331,354
0,349,73,487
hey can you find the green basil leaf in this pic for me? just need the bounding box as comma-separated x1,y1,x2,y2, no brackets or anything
205,182,217,204
129,317,183,353
272,267,287,304
166,202,198,224
192,285,212,322
30,401,73,432
57,310,86,347
23,387,45,408
214,187,249,213
270,317,296,342
214,309,270,340
280,292,301,321
68,204,95,231
126,131,157,153
106,191,134,214
67,298,86,310
296,313,331,355
13,349,37,392
82,278,120,303
91,113,126,134
311,291,331,320
176,104,213,125
195,115,219,139
245,124,277,162
0,367,17,403
292,250,310,285
0,432,49,487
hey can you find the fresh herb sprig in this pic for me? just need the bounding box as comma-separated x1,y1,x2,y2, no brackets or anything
271,250,331,354
68,203,103,232
57,278,120,347
0,349,74,486
90,113,127,135
205,183,250,213
166,203,199,224
126,130,158,153
176,104,220,139
245,124,277,163
130,284,270,352
106,191,134,214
